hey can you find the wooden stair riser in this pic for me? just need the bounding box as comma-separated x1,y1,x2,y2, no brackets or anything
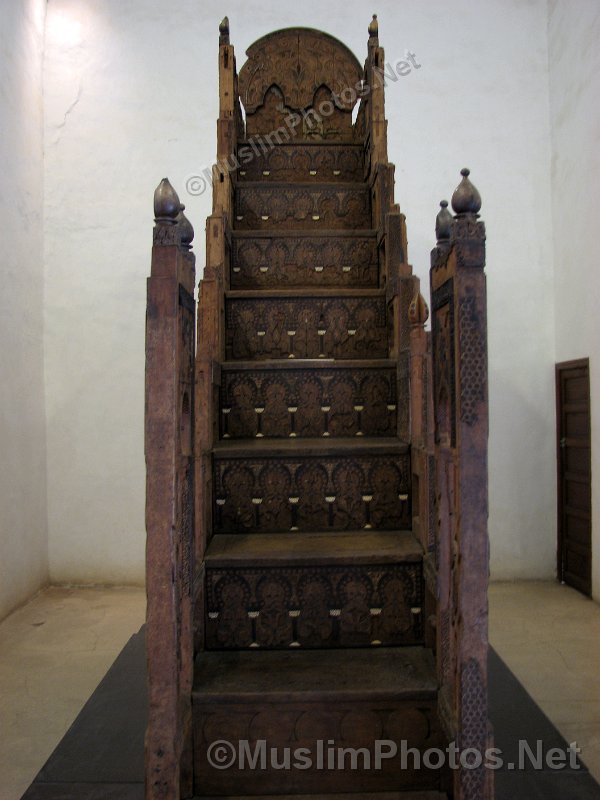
220,364,398,439
234,184,371,231
193,699,443,795
213,453,411,534
225,294,388,361
236,143,365,183
230,233,378,289
205,561,423,650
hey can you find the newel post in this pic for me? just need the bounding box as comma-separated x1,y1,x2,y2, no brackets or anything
366,14,388,166
430,170,492,800
214,16,239,217
145,179,196,800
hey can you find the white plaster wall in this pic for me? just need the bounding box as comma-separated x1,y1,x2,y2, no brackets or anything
43,0,556,582
0,0,48,619
549,0,600,597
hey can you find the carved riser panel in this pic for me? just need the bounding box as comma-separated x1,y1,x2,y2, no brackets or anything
236,144,364,183
225,295,388,361
234,185,371,231
231,234,378,289
213,454,411,533
193,699,442,794
205,563,423,650
221,366,398,439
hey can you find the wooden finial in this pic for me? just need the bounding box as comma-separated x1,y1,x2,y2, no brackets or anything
451,168,482,216
219,16,230,45
153,178,180,224
408,288,429,327
368,14,379,39
177,204,194,250
435,199,453,242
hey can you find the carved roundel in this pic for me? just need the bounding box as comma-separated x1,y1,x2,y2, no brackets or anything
212,573,251,609
337,571,373,606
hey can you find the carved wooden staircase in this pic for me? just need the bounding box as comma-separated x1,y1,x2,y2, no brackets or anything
145,16,491,800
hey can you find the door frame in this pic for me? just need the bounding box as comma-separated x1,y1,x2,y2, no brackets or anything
555,357,592,596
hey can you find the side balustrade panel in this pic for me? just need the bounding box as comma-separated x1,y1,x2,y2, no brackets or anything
194,214,228,653
145,216,197,800
430,192,492,800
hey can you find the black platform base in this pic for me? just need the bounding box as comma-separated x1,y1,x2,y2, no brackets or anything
20,629,600,799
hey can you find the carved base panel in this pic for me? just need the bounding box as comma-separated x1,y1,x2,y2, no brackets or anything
205,561,423,650
225,293,388,361
220,363,398,439
236,143,365,183
230,232,378,289
193,703,442,794
193,675,443,795
234,184,371,231
213,451,411,534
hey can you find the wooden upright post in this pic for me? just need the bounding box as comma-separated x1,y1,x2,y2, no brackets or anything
145,179,196,800
430,170,492,800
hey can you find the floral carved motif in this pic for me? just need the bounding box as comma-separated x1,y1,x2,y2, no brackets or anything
205,563,422,649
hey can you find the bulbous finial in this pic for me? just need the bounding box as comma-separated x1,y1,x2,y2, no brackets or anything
177,204,194,249
154,178,180,223
368,14,378,39
451,168,482,216
408,288,429,327
219,16,230,44
435,199,453,242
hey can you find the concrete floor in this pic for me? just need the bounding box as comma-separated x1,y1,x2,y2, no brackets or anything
489,580,600,782
0,581,598,799
0,587,146,800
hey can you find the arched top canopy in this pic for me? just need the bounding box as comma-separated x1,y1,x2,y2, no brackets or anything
238,27,364,114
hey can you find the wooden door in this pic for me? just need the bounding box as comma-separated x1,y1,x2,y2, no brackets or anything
556,359,592,596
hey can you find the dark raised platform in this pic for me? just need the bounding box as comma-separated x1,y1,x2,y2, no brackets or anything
21,629,600,800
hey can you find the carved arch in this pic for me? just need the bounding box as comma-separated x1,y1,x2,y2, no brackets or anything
239,27,363,121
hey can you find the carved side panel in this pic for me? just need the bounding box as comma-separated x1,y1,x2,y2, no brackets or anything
231,234,378,289
177,287,196,606
458,290,487,426
225,295,388,360
205,563,423,649
431,279,456,447
459,659,488,800
234,186,371,231
213,454,411,533
237,144,364,183
221,366,398,439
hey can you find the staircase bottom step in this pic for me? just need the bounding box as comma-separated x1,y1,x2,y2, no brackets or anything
193,648,445,796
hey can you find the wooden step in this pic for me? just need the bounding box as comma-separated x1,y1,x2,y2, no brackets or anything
234,182,371,231
220,360,398,439
203,532,423,650
230,230,378,289
205,531,422,567
194,646,436,700
235,141,365,183
213,436,408,457
224,289,388,361
212,439,411,535
192,648,444,795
